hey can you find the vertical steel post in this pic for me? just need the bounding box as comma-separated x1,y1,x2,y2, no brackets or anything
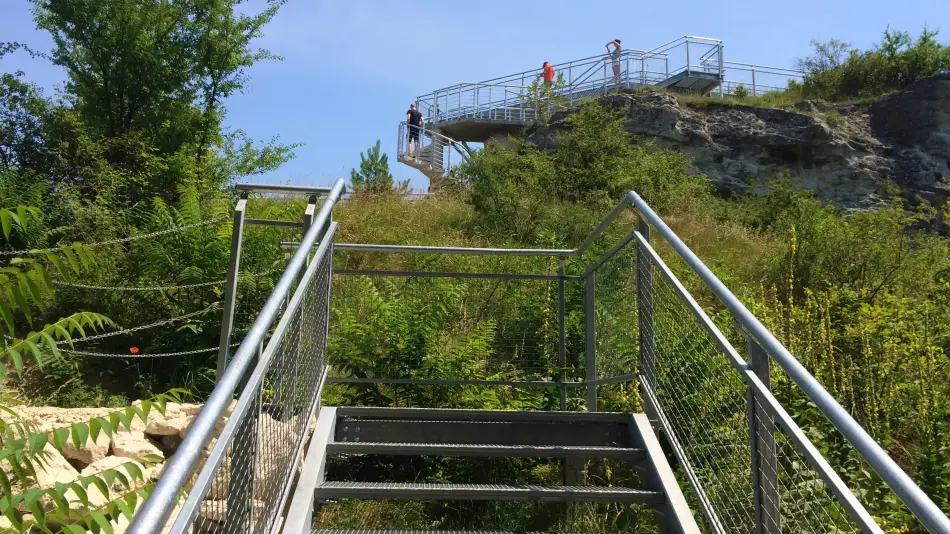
637,216,656,394
568,62,574,104
584,272,597,411
748,335,781,534
719,44,725,98
557,258,567,411
227,339,261,531
216,196,247,379
752,68,757,97
291,196,316,411
685,38,691,75
625,56,630,88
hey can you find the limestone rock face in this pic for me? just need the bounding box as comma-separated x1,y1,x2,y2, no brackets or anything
526,73,950,215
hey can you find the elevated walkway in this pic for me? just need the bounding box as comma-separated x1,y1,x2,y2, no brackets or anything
407,36,804,145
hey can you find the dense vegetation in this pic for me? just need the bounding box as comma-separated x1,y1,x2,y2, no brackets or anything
0,3,947,532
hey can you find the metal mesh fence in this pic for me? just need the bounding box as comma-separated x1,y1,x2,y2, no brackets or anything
636,238,864,534
169,248,333,534
328,272,573,385
591,236,639,381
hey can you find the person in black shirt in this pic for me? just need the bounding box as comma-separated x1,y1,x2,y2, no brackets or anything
406,103,424,157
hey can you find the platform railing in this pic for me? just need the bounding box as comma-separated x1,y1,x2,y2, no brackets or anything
415,35,811,126
586,192,950,534
397,120,470,174
128,179,346,534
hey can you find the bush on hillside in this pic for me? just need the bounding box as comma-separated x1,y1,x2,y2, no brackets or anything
460,101,709,242
799,28,950,101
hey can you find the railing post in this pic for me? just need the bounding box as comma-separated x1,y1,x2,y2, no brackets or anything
291,195,317,407
584,271,597,411
752,67,757,96
216,195,247,380
719,44,726,98
558,258,567,411
636,216,656,395
685,38,690,75
227,339,262,531
747,334,781,534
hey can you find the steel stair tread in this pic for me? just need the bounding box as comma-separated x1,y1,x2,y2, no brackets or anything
327,442,645,459
313,531,587,534
315,482,664,504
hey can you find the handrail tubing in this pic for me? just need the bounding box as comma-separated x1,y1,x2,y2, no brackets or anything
627,190,950,534
418,49,659,99
236,183,334,195
398,121,460,148
718,60,804,75
127,178,347,534
308,242,575,257
168,222,339,534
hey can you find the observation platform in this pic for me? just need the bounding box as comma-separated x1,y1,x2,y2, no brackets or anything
411,36,804,143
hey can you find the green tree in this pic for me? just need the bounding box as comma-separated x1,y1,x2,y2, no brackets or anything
14,0,295,207
350,140,395,193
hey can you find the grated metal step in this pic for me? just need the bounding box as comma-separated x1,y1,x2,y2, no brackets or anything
315,482,664,505
327,441,645,460
313,531,584,534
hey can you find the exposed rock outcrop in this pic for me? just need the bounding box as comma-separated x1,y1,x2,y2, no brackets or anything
6,400,298,533
526,73,950,213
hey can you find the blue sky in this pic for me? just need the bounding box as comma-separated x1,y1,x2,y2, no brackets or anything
1,0,947,191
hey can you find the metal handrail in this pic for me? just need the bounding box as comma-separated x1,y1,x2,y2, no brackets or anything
624,191,950,534
420,49,657,96
127,178,347,534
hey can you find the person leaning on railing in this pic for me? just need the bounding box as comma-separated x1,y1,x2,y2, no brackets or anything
606,39,622,85
542,61,555,88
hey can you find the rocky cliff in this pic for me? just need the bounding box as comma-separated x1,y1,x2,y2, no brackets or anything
527,73,950,213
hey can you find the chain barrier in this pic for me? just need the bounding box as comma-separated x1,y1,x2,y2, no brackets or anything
62,342,242,359
51,268,282,292
55,303,221,346
0,217,228,257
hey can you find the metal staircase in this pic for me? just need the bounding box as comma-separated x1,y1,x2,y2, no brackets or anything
289,407,700,534
129,181,950,534
397,121,470,191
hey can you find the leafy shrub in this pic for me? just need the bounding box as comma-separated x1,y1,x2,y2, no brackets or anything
732,84,749,99
799,28,950,101
461,101,709,242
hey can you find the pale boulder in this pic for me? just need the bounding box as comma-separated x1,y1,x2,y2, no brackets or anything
32,442,79,489
112,431,163,460
61,430,111,466
145,416,190,437
14,407,113,434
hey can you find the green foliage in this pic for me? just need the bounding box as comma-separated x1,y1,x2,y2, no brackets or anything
0,390,187,533
462,100,709,242
732,84,749,99
520,72,568,123
799,28,950,101
350,140,396,194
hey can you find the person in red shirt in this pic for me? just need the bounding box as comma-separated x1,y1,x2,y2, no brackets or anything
542,62,555,88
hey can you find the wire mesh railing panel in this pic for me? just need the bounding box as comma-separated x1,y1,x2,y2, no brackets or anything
750,407,861,534
172,249,332,534
329,273,569,386
637,237,870,534
642,253,756,533
593,239,639,381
